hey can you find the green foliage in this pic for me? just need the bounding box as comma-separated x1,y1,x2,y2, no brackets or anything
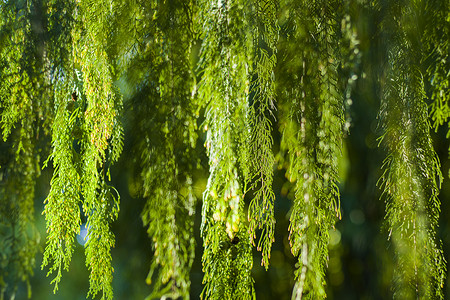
379,65,446,298
247,0,278,269
0,0,52,144
0,134,40,300
426,0,449,125
40,0,123,299
41,79,82,293
197,0,255,298
74,3,123,298
124,1,199,299
377,0,446,298
426,0,449,173
0,1,449,299
276,0,357,298
0,1,49,298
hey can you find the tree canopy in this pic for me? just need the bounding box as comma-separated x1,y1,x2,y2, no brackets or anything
0,0,449,299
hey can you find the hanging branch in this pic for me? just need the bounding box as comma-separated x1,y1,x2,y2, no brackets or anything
41,79,82,293
378,0,446,298
0,1,50,298
124,0,199,299
427,0,449,127
247,0,279,269
379,57,446,299
0,0,51,144
276,0,354,298
425,0,449,174
73,1,123,299
0,136,40,300
197,0,255,298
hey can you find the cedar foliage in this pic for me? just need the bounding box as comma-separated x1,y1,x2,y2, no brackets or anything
0,0,449,299
377,0,447,297
197,1,255,298
276,0,359,297
125,1,198,298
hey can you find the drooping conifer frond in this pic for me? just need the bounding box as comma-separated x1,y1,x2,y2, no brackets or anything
377,0,446,297
0,131,41,300
276,0,352,298
425,0,449,172
40,0,84,295
379,61,446,299
247,0,278,269
0,0,50,143
41,78,82,293
74,1,123,299
0,1,49,298
124,1,199,298
41,1,123,299
197,0,255,298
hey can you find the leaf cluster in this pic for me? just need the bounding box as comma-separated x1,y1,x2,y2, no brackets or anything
275,0,355,298
376,0,447,297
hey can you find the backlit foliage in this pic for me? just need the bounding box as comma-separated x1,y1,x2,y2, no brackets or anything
0,0,449,299
124,1,199,299
41,0,123,299
377,0,446,298
74,1,123,299
276,0,358,298
0,1,48,298
427,0,450,168
197,0,255,298
247,0,278,269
